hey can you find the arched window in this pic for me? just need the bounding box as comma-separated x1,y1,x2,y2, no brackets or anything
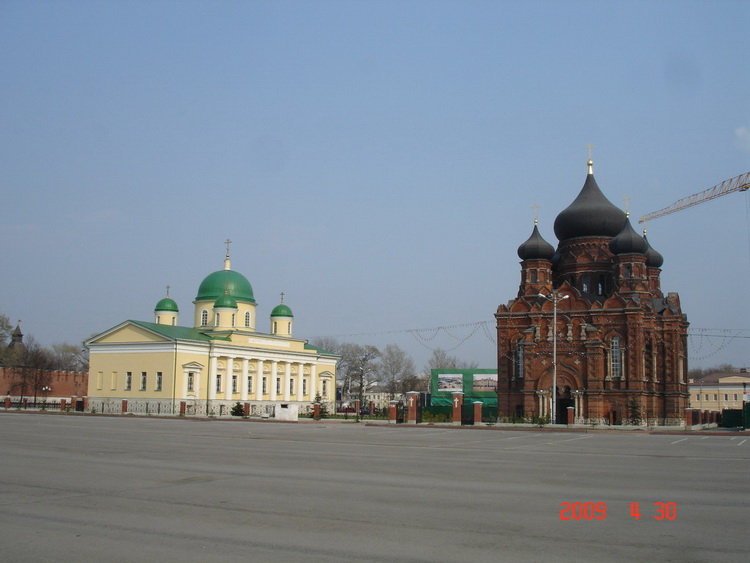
273,321,278,334
245,311,251,328
215,313,220,327
582,275,591,293
201,310,208,326
515,340,524,379
530,270,538,283
597,275,606,295
610,336,622,379
231,313,236,327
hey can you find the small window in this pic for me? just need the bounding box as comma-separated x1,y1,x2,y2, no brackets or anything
273,321,277,334
232,374,238,394
303,378,307,396
216,374,222,393
140,372,147,391
247,376,253,394
290,378,295,395
734,394,739,401
322,380,328,397
262,377,267,394
245,311,251,328
215,313,220,327
155,372,162,392
125,372,132,391
201,310,208,326
515,340,524,379
276,378,281,395
187,372,195,393
582,275,590,293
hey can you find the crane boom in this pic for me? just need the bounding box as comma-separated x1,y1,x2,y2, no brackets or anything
639,171,750,224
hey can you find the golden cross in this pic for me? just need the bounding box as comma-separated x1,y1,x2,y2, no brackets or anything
224,238,232,257
586,143,595,161
531,204,540,224
623,196,631,216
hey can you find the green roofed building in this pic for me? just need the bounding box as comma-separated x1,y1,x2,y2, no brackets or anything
85,245,338,417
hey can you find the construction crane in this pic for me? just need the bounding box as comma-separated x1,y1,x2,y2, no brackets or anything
639,171,750,224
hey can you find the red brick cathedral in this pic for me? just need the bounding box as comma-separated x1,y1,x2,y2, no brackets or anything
495,160,689,425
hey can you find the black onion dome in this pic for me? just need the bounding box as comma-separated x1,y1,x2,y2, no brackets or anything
553,162,627,241
517,223,555,260
643,234,664,268
609,216,648,255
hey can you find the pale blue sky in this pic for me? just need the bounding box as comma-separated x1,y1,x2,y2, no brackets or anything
1,0,748,370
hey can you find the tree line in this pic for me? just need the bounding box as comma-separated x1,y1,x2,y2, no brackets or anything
309,337,478,406
1,312,88,401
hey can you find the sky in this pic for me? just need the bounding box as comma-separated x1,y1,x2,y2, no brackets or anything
1,0,748,372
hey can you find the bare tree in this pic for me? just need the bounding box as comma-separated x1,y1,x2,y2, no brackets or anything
423,348,479,374
338,343,380,415
378,344,415,398
50,342,88,371
11,337,54,402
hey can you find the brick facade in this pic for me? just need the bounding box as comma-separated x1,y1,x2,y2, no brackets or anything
495,162,689,425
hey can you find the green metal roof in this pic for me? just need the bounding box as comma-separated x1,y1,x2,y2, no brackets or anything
195,269,255,303
154,297,179,312
214,293,238,309
270,303,293,317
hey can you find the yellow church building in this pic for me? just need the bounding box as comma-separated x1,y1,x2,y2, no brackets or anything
85,247,338,417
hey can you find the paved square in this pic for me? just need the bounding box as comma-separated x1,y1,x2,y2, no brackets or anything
1,414,748,562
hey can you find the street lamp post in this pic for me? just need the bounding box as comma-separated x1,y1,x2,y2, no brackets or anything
539,290,568,424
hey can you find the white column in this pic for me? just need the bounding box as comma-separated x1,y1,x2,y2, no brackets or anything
296,363,304,401
270,361,278,401
208,356,218,400
224,357,234,401
283,363,291,401
309,364,317,400
255,360,264,400
240,358,249,401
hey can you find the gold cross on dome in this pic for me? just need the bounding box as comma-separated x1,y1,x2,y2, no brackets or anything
586,143,595,160
531,204,540,224
224,238,232,257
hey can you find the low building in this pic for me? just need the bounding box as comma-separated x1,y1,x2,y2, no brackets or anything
688,369,750,411
85,248,338,417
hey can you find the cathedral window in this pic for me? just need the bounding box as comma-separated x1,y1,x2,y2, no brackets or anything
187,372,195,393
582,275,591,293
245,311,251,328
201,310,208,326
514,341,524,379
125,372,132,391
140,372,147,391
155,372,162,392
273,321,277,334
322,380,328,397
597,275,606,295
215,314,220,327
530,270,538,283
231,313,236,327
610,337,622,379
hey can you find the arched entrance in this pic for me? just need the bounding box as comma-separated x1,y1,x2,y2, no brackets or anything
556,385,573,424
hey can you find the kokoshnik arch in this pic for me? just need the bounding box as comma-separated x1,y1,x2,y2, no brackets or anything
496,159,689,425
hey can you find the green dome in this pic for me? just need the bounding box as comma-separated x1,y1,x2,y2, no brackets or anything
271,303,294,318
214,293,238,309
155,297,179,312
195,269,255,303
